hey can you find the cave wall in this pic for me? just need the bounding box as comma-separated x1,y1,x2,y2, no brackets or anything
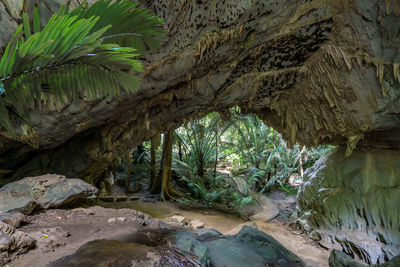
296,147,400,264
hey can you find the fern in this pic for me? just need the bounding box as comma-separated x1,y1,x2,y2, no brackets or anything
277,180,298,196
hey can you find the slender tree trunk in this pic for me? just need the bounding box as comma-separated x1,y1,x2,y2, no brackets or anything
125,152,131,194
214,129,218,178
299,146,305,177
149,138,157,190
149,135,161,192
151,131,181,200
177,135,183,161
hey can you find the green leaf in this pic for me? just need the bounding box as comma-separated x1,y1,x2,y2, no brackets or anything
33,8,40,33
70,0,165,53
0,1,163,135
23,13,31,38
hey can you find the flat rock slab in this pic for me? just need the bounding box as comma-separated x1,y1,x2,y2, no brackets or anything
0,174,98,215
175,225,305,267
249,195,280,222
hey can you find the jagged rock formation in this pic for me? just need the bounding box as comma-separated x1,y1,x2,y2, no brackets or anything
0,221,36,266
0,0,399,183
296,147,400,264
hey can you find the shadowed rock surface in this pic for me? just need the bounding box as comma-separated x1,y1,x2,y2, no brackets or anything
175,225,305,267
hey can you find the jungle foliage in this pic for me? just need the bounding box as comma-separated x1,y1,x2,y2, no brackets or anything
142,109,333,208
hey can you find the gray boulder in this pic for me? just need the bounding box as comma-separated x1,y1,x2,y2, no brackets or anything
0,212,25,228
174,225,305,267
329,250,400,267
0,222,36,265
175,232,211,266
0,174,98,214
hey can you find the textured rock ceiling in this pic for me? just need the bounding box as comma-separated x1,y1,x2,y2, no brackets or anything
0,0,399,181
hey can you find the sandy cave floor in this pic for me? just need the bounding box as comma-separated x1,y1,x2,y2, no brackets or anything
8,192,330,267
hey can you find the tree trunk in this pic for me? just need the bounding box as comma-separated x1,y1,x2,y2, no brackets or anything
178,138,183,161
125,152,131,194
149,135,160,190
151,131,180,200
214,129,218,178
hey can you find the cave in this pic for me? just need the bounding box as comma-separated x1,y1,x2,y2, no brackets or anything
0,0,400,266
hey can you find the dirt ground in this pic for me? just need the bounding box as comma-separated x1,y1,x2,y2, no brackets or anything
8,206,162,267
7,193,330,267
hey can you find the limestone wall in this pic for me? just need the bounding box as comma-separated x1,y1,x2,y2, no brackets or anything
296,147,400,264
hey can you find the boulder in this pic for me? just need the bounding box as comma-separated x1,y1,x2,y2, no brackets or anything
161,215,187,229
329,250,400,267
170,215,185,224
225,222,258,235
0,174,98,215
175,232,211,266
188,228,222,241
0,222,36,265
249,195,279,222
0,212,25,228
190,220,205,229
174,226,305,267
296,147,400,264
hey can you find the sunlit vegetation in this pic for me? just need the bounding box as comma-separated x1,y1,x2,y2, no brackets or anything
133,108,333,209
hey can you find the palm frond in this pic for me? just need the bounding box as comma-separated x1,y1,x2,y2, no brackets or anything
0,1,163,135
70,0,165,53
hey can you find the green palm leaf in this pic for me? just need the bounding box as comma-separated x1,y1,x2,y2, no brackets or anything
0,1,164,136
70,0,165,53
